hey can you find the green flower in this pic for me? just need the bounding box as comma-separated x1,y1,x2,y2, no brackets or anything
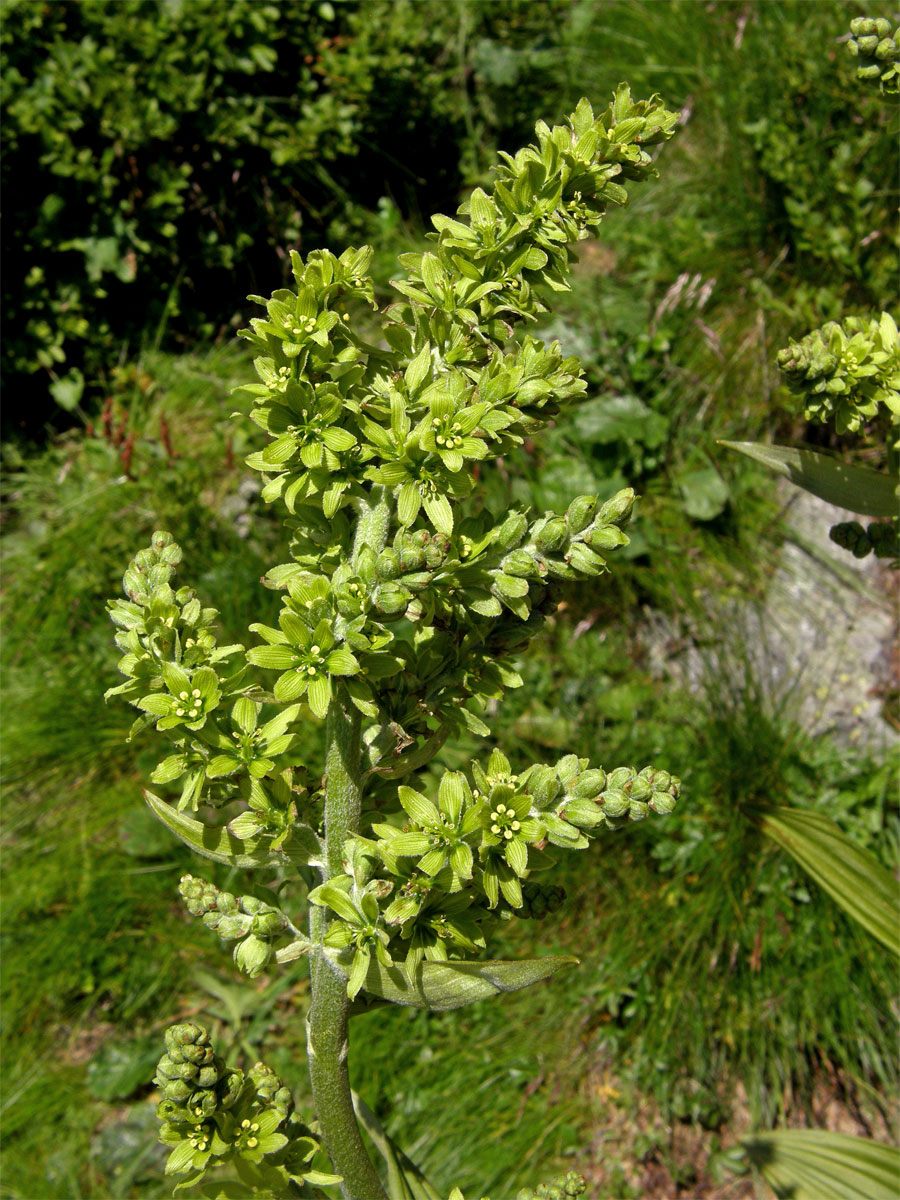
376,772,481,879
308,877,392,999
136,664,221,731
232,1110,289,1164
205,698,301,781
246,612,359,716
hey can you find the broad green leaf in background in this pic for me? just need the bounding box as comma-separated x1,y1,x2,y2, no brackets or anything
721,441,899,517
755,804,899,957
49,368,85,411
676,466,730,521
322,947,579,1010
743,1130,900,1200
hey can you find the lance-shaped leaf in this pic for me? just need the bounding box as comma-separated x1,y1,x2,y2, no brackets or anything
720,441,899,517
321,946,578,1010
742,1130,900,1200
351,1091,442,1200
144,790,322,869
755,804,899,957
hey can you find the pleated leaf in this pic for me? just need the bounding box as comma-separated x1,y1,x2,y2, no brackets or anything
757,804,899,957
322,947,578,1009
743,1130,900,1200
720,441,899,517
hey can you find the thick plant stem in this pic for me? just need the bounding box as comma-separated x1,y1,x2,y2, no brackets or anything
352,484,391,568
308,690,386,1200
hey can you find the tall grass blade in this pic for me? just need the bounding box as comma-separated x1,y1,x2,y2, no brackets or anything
756,805,899,957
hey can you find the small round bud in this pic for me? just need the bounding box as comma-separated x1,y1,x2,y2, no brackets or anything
565,495,597,534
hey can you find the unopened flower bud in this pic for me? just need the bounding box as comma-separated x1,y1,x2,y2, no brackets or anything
585,523,629,551
503,549,540,578
495,511,529,550
598,488,635,526
373,582,413,616
375,548,402,579
571,768,607,799
535,517,568,553
598,788,629,817
829,521,871,558
565,495,597,534
566,542,605,575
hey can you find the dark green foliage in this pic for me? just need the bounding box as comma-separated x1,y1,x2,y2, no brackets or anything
1,0,569,429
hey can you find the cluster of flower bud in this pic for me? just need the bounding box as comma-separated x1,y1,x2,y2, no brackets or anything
154,1023,241,1123
775,313,900,436
515,1171,586,1200
830,519,899,561
525,756,681,838
106,532,241,712
179,875,288,978
248,1061,294,1119
370,527,452,617
515,881,567,920
848,17,899,93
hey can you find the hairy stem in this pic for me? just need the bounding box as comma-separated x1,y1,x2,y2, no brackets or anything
308,689,386,1200
352,484,391,568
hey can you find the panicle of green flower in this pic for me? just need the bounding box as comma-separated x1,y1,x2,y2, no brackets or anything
311,751,678,982
178,874,289,979
248,1061,295,1119
516,1170,587,1199
848,17,900,93
155,1022,339,1192
830,518,900,561
776,312,900,436
236,90,677,541
154,1023,240,1125
104,531,246,770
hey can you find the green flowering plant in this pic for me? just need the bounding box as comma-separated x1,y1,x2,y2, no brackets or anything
107,89,683,1197
724,19,900,568
776,312,900,437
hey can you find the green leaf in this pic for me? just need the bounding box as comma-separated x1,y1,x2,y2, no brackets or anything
144,789,283,869
322,948,578,1010
742,1130,900,1200
50,368,85,412
397,482,421,526
756,805,899,957
352,1092,442,1200
247,645,298,670
720,442,899,518
423,492,453,536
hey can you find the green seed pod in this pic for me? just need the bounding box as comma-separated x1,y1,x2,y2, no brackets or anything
527,765,561,809
857,33,880,54
565,495,597,534
518,881,566,919
423,537,449,568
375,548,402,580
397,543,426,571
495,511,529,550
555,754,582,786
535,516,568,553
598,488,635,526
628,799,650,821
571,768,607,799
876,35,896,59
850,16,878,35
